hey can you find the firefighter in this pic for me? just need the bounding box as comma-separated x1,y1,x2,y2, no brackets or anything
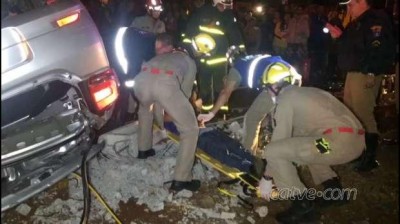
325,0,396,172
133,33,200,192
198,48,298,178
130,0,165,34
257,62,366,223
183,0,245,112
197,47,296,153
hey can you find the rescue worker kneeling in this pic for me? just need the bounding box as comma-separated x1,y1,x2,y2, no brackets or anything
133,33,200,192
257,63,365,223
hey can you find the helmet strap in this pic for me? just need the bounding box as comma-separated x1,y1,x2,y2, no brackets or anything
267,85,280,96
267,81,290,96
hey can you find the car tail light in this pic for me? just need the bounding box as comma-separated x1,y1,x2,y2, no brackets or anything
88,69,119,111
56,12,80,28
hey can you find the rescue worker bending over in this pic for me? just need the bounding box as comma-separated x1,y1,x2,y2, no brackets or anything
257,63,366,223
133,33,200,192
198,49,297,178
130,0,165,34
197,47,292,153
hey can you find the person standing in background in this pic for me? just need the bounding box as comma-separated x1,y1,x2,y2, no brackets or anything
326,0,396,172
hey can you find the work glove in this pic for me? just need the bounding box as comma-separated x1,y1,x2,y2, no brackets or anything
159,129,168,140
197,112,215,123
258,177,274,201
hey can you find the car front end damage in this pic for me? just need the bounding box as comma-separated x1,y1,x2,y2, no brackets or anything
1,0,120,211
1,73,118,212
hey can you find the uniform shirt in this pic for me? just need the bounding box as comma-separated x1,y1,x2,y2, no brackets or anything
141,51,197,98
337,9,395,75
130,14,166,34
270,86,363,142
226,55,291,88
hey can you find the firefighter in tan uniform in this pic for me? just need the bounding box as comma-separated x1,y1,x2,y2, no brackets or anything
257,63,366,223
197,49,290,153
133,33,200,192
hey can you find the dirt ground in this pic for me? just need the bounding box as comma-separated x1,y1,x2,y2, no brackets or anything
2,103,398,224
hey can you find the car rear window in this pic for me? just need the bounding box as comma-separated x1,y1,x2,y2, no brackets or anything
1,0,64,20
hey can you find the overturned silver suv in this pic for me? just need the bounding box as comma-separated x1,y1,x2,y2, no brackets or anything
1,0,119,211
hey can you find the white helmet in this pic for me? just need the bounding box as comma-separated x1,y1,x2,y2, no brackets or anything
146,0,163,12
213,0,233,9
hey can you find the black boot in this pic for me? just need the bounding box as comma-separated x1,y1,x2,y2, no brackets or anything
137,148,155,159
317,177,349,208
354,133,380,172
170,180,201,192
276,194,320,224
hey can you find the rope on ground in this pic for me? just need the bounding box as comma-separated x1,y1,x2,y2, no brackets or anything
71,172,123,224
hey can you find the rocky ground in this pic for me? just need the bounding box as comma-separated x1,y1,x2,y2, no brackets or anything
2,97,398,224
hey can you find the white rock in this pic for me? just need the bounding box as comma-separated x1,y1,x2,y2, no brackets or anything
174,190,193,198
104,213,112,222
256,206,269,217
247,216,256,224
114,192,122,200
220,212,236,219
225,220,238,224
15,203,31,216
167,193,174,202
201,208,221,219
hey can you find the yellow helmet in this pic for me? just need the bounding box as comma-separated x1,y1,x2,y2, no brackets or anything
262,62,302,86
192,33,216,55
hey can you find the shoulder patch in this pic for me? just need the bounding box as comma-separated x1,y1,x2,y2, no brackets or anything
371,40,381,47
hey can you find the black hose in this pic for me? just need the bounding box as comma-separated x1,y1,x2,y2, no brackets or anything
80,147,91,224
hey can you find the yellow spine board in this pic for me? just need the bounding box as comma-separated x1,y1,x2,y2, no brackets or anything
157,125,260,191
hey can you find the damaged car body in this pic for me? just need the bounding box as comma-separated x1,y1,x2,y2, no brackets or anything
1,0,119,211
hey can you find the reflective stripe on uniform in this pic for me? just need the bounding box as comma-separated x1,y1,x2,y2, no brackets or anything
199,26,225,35
183,38,192,43
323,127,365,135
142,67,174,76
202,104,214,110
220,105,229,111
206,57,227,65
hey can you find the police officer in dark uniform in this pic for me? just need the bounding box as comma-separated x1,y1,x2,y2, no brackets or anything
326,0,396,172
183,0,245,112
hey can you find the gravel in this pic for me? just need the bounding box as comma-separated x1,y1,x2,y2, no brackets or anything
29,123,231,223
